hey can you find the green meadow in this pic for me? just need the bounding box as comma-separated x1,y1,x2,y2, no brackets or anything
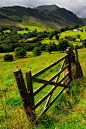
60,30,86,40
0,48,86,128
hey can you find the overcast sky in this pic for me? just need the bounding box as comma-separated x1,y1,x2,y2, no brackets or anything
0,0,86,18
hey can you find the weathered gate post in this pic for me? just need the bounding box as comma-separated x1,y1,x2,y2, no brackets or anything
13,68,36,123
74,46,83,77
26,70,36,122
74,46,80,77
66,47,72,81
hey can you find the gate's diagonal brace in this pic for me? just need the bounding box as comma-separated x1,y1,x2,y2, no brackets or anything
32,72,69,88
43,59,66,110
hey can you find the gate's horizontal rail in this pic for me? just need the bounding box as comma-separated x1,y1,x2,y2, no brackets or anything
33,64,69,96
32,72,69,87
36,79,70,120
37,87,65,119
32,54,68,78
33,72,69,110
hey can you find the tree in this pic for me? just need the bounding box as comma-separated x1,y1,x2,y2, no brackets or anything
35,41,42,47
14,47,27,58
55,35,59,40
58,40,69,52
49,33,53,40
4,54,13,61
40,43,47,51
45,44,54,53
77,34,81,42
25,27,28,31
32,47,42,56
0,45,3,53
77,34,81,39
82,39,86,48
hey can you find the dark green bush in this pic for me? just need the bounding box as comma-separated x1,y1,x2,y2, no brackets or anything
4,54,13,61
58,39,69,52
82,39,86,48
45,44,55,53
14,47,27,58
32,47,42,56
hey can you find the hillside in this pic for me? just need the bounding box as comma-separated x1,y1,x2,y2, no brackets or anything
35,4,60,10
0,49,86,128
0,5,85,28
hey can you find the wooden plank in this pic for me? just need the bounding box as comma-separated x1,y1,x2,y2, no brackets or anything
33,77,69,110
44,60,66,109
56,59,66,82
33,64,69,96
58,72,70,83
37,87,65,120
32,71,69,87
32,54,68,78
36,79,70,120
33,84,59,109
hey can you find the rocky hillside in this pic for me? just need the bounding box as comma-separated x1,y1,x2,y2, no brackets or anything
0,5,85,28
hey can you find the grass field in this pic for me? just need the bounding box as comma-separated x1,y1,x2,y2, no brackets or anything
0,48,86,128
60,30,86,40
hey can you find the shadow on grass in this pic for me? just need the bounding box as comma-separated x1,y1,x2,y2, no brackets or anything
35,78,86,128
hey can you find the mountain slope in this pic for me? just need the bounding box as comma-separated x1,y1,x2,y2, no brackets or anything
35,4,60,10
0,5,85,28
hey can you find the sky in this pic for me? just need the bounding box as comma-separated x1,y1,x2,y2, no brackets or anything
0,0,86,18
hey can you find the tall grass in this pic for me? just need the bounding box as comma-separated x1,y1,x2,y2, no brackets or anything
0,49,86,128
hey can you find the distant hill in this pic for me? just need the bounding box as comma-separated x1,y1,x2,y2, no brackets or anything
0,5,85,29
35,4,60,10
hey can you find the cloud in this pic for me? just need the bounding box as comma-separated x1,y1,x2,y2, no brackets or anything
0,0,86,18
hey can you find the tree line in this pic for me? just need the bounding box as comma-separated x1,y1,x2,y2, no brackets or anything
0,24,80,53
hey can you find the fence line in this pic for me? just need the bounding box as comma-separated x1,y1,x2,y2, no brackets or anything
13,47,83,123
0,47,83,126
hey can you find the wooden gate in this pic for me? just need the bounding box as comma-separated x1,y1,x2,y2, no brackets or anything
13,47,83,123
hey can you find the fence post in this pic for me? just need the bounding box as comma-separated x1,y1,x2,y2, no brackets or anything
66,47,72,81
26,70,36,122
13,69,29,116
74,46,80,77
13,68,35,123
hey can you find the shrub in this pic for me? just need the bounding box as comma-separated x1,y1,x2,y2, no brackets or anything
40,43,47,51
45,44,54,53
75,45,83,49
58,39,69,52
35,41,42,47
55,34,59,40
14,47,27,58
82,39,86,48
32,47,42,56
4,54,13,61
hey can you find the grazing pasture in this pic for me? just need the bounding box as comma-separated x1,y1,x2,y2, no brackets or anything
0,49,86,128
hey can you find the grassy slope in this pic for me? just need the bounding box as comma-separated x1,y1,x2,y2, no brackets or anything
0,49,86,128
0,16,54,32
41,27,86,46
60,29,86,40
